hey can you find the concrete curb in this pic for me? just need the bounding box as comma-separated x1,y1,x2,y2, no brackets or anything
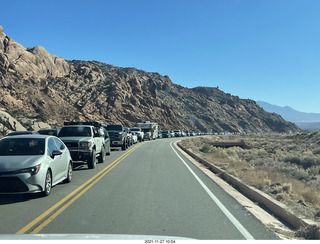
177,142,320,237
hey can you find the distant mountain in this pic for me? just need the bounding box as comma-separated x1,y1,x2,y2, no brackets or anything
0,26,300,134
257,101,320,130
257,101,320,123
294,122,320,131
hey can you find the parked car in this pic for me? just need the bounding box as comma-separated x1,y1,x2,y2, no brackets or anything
58,122,108,169
103,124,128,151
38,128,61,136
130,127,144,142
0,135,72,196
173,130,182,137
103,129,111,155
6,131,39,136
131,132,138,144
125,128,133,146
161,130,172,138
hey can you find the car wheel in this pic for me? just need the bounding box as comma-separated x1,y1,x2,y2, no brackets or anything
88,149,96,169
106,145,111,155
121,142,126,151
43,170,52,196
98,147,106,164
63,162,72,183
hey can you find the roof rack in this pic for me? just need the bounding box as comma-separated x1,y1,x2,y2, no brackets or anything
64,121,103,127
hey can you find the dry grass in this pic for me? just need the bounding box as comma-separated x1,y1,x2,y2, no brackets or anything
180,133,320,225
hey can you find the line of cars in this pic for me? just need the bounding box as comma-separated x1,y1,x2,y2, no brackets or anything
159,129,198,138
0,121,200,197
0,121,148,197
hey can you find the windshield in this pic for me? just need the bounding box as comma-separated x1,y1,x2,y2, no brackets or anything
130,128,140,132
58,127,92,137
38,129,59,136
105,125,122,131
0,138,45,156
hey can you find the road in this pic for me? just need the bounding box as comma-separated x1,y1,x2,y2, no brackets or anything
0,138,278,240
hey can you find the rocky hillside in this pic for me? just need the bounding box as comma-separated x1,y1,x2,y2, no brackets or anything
0,26,300,134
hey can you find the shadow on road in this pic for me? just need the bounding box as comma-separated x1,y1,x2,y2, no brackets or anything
0,192,43,205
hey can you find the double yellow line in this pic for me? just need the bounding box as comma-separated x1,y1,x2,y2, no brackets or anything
16,142,145,234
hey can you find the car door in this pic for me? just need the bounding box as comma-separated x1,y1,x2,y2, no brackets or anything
53,137,70,179
47,138,65,185
93,127,103,153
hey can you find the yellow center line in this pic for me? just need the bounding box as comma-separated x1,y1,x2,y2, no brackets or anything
16,142,145,234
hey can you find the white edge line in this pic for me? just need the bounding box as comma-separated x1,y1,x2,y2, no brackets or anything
170,141,255,240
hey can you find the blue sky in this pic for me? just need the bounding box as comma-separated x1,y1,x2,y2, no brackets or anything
1,0,320,113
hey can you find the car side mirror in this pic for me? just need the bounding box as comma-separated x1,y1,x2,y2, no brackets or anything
52,150,63,158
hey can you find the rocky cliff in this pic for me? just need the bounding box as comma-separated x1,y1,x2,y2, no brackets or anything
0,26,300,134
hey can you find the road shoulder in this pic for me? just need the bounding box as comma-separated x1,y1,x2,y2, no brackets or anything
173,141,295,240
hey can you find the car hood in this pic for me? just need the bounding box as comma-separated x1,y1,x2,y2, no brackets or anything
107,131,122,134
0,234,194,240
59,137,93,142
0,155,44,172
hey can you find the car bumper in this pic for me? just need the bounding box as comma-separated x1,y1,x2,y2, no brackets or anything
68,149,92,161
110,141,124,147
0,173,44,194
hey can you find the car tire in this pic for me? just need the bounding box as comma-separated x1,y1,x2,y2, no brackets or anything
63,162,72,183
98,147,106,164
88,149,96,169
42,170,52,196
121,142,126,151
106,145,111,155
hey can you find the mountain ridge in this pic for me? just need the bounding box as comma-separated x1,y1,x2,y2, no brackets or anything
0,26,300,134
257,101,320,123
257,101,320,131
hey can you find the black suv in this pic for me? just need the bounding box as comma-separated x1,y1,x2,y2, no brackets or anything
103,124,128,150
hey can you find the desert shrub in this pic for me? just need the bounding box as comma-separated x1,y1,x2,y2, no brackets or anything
302,187,320,206
225,146,242,160
240,170,271,190
287,144,298,151
300,155,320,169
283,154,320,170
253,158,276,167
291,168,310,181
200,144,211,153
276,193,286,201
227,158,248,176
308,166,320,176
282,183,293,193
295,225,320,240
179,138,204,152
210,147,229,158
284,155,301,165
192,138,205,147
313,148,320,155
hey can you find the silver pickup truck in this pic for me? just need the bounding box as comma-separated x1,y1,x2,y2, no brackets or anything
58,122,109,169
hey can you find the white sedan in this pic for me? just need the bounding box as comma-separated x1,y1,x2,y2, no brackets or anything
132,132,138,144
0,135,72,196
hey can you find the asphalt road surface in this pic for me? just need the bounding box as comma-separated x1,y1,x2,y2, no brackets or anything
0,138,278,240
